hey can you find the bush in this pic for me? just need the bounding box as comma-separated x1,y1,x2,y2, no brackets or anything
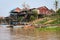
30,16,35,21
32,9,38,19
56,9,60,15
18,17,23,21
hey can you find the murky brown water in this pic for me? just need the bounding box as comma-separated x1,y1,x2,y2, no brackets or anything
0,26,60,40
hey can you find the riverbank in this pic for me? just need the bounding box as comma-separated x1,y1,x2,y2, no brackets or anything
11,27,60,37
35,27,60,32
13,27,60,33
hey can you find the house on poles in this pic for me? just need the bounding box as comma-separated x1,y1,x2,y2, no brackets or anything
8,6,55,25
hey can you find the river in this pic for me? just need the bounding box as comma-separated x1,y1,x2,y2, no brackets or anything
0,25,60,40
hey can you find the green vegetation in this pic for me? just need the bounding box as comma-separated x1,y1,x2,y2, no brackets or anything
28,10,38,21
30,9,38,21
30,16,35,21
35,11,60,28
48,8,60,24
49,18,60,24
36,27,60,31
36,11,60,25
32,9,38,18
18,16,24,21
56,8,60,15
35,14,60,30
36,18,49,24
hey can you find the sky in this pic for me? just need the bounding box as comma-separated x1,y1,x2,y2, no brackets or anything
0,0,60,17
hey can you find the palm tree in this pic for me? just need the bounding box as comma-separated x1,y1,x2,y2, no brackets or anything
54,0,58,11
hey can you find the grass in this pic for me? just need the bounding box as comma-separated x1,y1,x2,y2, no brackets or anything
36,14,60,25
35,27,60,31
36,18,58,24
29,14,60,32
36,18,49,24
49,18,60,24
48,14,60,24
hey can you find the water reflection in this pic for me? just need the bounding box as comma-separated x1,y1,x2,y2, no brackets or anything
0,26,60,40
0,26,12,40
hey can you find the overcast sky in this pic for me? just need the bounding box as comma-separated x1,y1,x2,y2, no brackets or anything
0,0,60,17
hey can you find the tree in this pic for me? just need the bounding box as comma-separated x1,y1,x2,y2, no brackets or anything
54,0,58,11
18,16,24,21
56,8,60,15
32,9,38,19
22,2,30,10
30,16,35,21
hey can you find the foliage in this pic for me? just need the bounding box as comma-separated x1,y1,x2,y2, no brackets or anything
36,27,60,31
18,16,23,21
29,9,38,21
49,18,60,24
55,0,58,10
30,16,35,21
32,9,38,19
36,18,49,24
56,8,60,15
